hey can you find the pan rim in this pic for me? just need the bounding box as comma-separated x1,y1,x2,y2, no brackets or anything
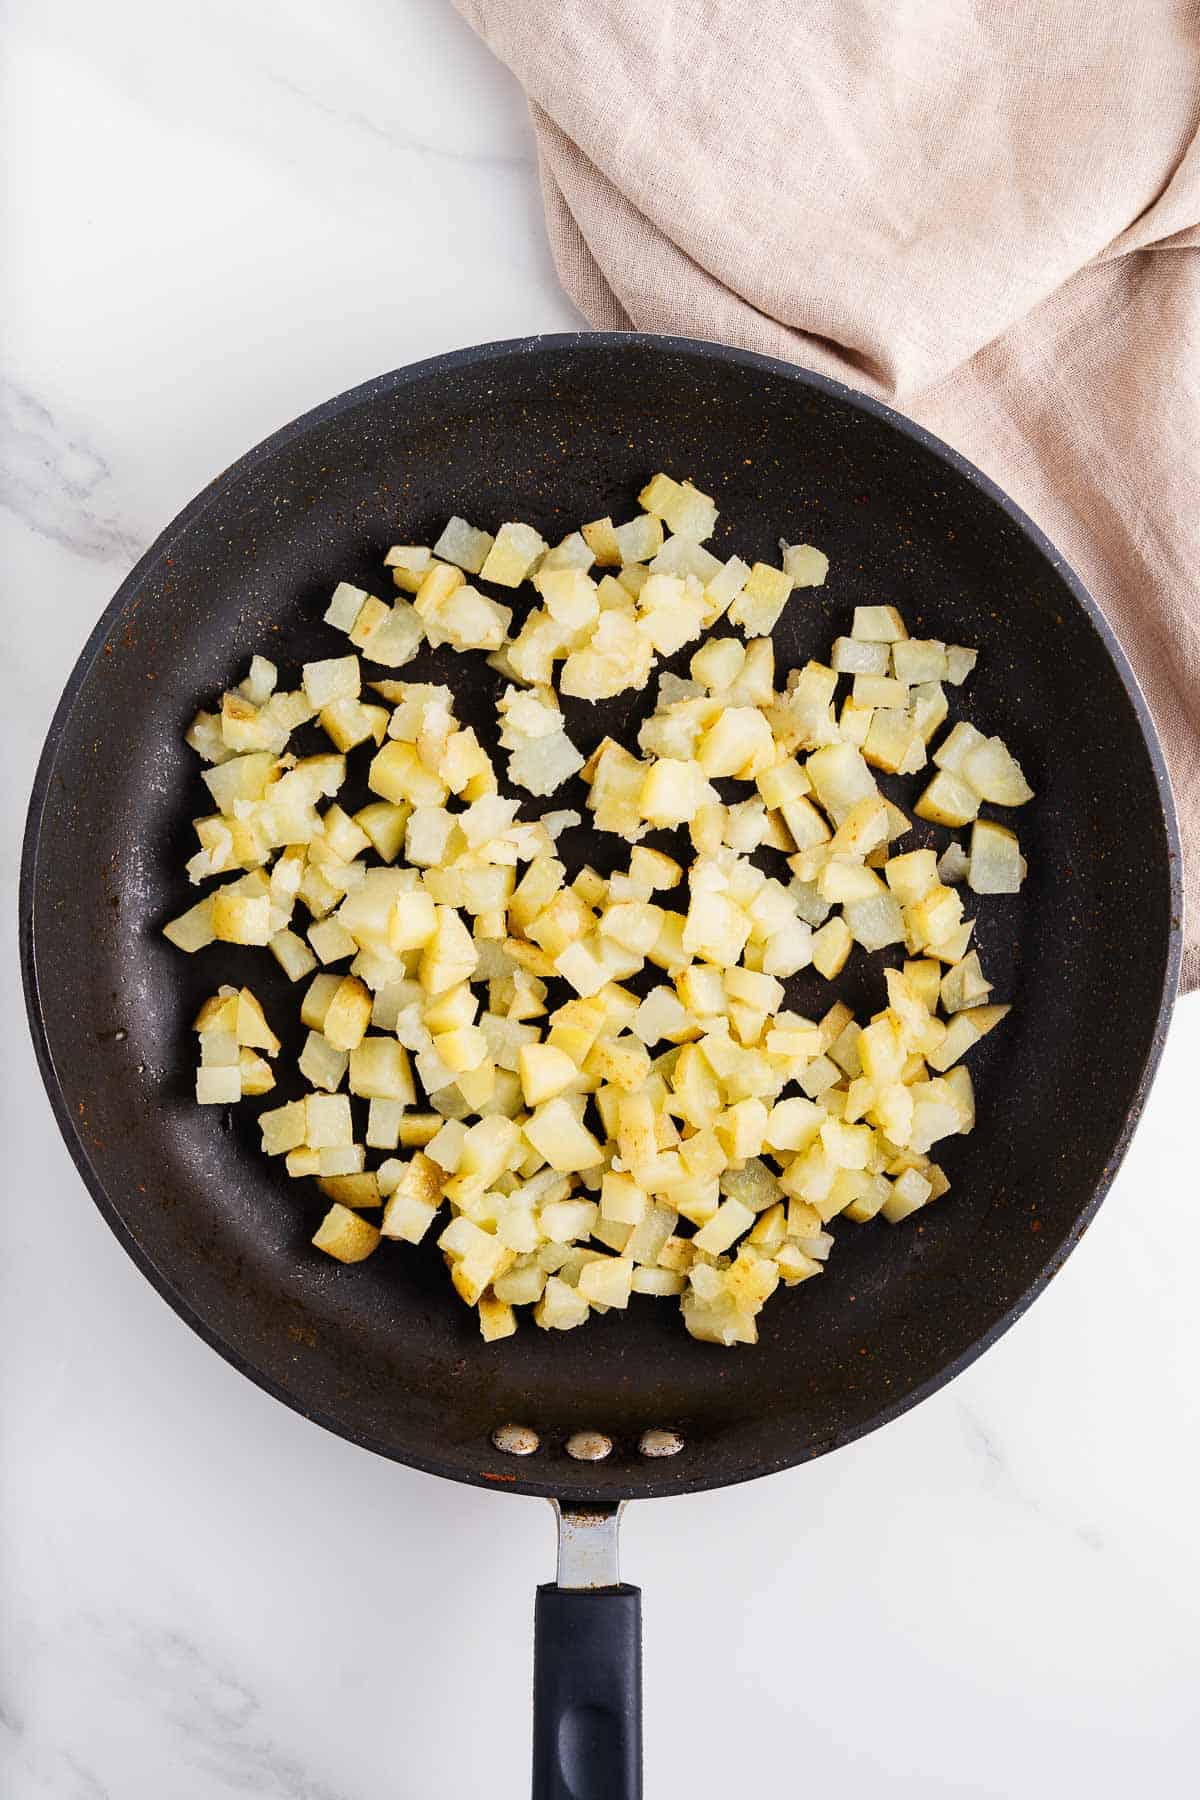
20,330,1184,1502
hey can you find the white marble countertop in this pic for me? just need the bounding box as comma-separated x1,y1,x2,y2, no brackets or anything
3,3,1198,1796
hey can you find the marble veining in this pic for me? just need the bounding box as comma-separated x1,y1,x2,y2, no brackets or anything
1,381,145,567
957,1399,1106,1552
265,70,536,172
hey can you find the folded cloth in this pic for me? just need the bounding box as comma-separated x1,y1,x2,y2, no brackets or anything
456,0,1199,991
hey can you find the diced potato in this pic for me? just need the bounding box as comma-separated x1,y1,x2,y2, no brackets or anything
962,736,1034,807
196,1065,241,1105
811,915,853,979
322,976,373,1052
639,758,717,827
906,884,964,952
479,521,547,587
524,1098,605,1173
884,849,940,907
167,475,1028,1348
308,915,357,965
832,637,889,675
842,891,905,952
729,563,793,635
312,1204,380,1263
780,543,829,587
299,1030,349,1092
433,516,495,574
578,1256,635,1309
302,655,360,708
968,820,1025,893
851,605,908,642
806,744,877,825
259,1100,307,1156
270,927,318,982
915,769,981,828
880,1168,932,1223
534,1275,590,1331
696,707,775,779
349,1037,415,1101
421,583,512,654
560,611,655,700
892,639,948,684
940,951,993,1015
582,516,622,565
209,890,271,947
937,841,970,885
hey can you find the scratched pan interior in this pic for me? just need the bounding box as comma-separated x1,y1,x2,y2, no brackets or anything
22,334,1181,1502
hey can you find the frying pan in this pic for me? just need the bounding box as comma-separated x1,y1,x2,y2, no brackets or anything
21,333,1181,1798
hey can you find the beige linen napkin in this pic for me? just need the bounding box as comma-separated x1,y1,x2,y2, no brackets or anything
457,0,1200,992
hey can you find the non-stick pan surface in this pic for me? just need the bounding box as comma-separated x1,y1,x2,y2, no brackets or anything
21,334,1181,1504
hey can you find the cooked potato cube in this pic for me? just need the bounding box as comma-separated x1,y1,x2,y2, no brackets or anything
211,891,271,946
692,1197,755,1256
537,567,600,631
307,916,357,965
842,891,906,952
832,637,889,675
637,758,717,828
507,730,585,797
381,1156,443,1240
524,1098,605,1173
962,736,1034,806
269,927,318,982
302,655,360,708
968,820,1025,893
349,1037,415,1101
656,478,718,541
729,562,793,635
695,707,774,779
582,516,622,565
422,583,512,653
533,1275,590,1331
851,605,908,642
906,884,964,950
940,951,993,1014
806,744,877,824
299,1031,348,1093
519,1043,580,1107
433,516,495,574
312,1203,380,1263
195,1065,241,1105
915,769,980,828
257,1100,306,1156
321,976,373,1052
880,1168,932,1223
863,708,922,774
560,611,655,700
945,645,978,685
479,521,547,587
892,639,948,684
811,915,853,979
854,674,909,710
577,1255,635,1309
682,891,750,968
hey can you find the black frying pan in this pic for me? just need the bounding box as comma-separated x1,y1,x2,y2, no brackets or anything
21,334,1182,1799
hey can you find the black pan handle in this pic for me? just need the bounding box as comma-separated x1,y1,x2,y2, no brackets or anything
532,1504,642,1800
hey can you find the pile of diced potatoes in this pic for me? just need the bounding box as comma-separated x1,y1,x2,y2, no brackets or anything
166,473,1032,1347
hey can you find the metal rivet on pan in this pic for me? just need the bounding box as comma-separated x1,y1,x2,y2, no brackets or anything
638,1429,685,1459
491,1423,540,1457
565,1431,613,1462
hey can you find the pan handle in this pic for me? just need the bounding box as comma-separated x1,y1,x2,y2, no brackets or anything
532,1502,642,1800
